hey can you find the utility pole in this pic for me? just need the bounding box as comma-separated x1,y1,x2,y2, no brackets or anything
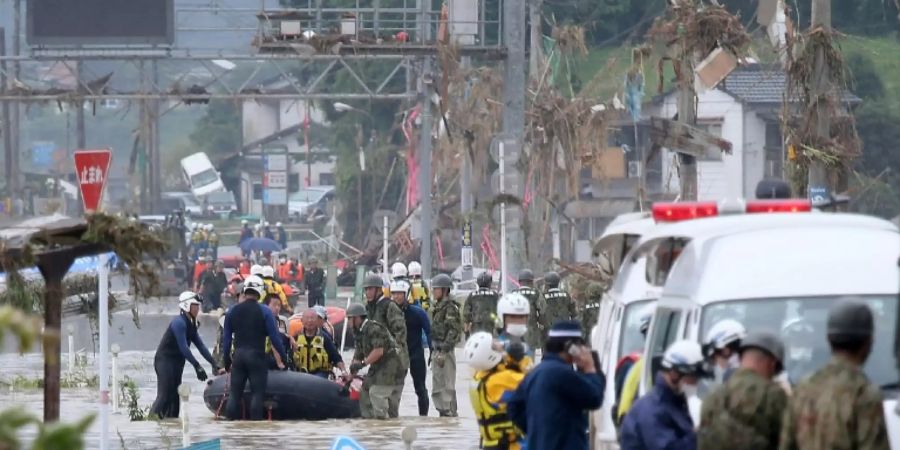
418,58,434,281
1,28,12,197
460,56,474,283
501,0,527,289
76,62,86,149
150,61,161,213
807,0,831,200
677,3,698,201
11,0,22,196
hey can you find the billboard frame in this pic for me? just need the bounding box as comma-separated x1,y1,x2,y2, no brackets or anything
26,0,175,47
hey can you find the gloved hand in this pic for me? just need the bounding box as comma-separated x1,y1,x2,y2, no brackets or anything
223,357,232,373
441,343,455,353
434,352,446,368
194,365,208,382
349,362,365,374
507,341,526,363
212,365,224,376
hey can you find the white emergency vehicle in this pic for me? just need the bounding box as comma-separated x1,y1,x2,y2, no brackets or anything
633,202,900,447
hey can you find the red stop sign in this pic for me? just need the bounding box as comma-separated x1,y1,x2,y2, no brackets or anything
73,149,112,213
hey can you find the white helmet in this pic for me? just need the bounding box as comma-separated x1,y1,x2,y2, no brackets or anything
662,339,709,377
407,261,422,277
276,222,283,227
391,262,408,279
262,265,275,278
704,319,746,352
250,264,263,276
241,220,248,225
207,224,214,231
496,292,530,328
465,332,503,371
242,275,266,297
264,221,270,227
389,280,409,294
254,223,261,230
191,223,198,230
178,291,201,313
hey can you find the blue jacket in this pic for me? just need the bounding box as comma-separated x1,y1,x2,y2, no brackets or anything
507,353,605,450
619,375,696,450
402,304,432,355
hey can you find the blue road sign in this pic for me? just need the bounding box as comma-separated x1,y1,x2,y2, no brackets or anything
809,186,828,205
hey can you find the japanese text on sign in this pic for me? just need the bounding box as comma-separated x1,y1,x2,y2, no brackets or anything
79,165,106,185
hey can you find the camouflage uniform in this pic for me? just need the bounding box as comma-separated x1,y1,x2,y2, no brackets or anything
514,285,546,350
580,283,604,340
366,294,408,417
698,368,787,450
779,355,889,450
462,288,500,335
353,319,404,419
430,297,463,416
541,288,577,334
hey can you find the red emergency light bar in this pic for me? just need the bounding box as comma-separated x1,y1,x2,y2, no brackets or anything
745,199,812,213
652,202,719,222
652,199,812,222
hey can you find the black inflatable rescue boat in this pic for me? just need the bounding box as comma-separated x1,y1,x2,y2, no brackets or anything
203,370,361,420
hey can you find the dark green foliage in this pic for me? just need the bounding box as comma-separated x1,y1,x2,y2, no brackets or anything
189,100,242,157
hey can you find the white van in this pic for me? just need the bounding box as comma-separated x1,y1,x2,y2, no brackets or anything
636,209,900,447
180,152,226,198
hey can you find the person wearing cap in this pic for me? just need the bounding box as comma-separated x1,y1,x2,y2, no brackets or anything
198,260,228,311
507,321,604,450
619,339,709,450
294,308,345,378
150,291,222,419
703,318,747,386
221,275,288,420
304,256,326,308
347,302,405,419
391,280,432,416
363,273,409,397
406,261,431,311
779,299,889,450
463,271,499,337
698,331,788,450
191,224,205,259
313,305,336,340
541,272,577,341
514,268,546,351
581,282,604,340
429,273,462,417
276,221,287,249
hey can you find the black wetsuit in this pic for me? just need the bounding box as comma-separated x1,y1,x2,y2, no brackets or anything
305,267,325,307
221,299,287,420
150,312,216,419
403,303,432,416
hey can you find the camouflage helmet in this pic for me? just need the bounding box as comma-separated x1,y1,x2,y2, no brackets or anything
740,331,786,372
431,273,452,289
827,298,874,344
363,273,384,289
586,282,604,298
517,269,534,283
346,303,368,318
544,271,561,288
476,271,493,288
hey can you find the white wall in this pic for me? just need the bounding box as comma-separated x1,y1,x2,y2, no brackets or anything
278,100,327,130
242,100,280,144
742,109,768,197
651,89,746,201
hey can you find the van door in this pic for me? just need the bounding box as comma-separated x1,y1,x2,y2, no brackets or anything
640,306,686,395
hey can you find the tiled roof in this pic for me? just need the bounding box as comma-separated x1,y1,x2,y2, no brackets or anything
719,64,860,104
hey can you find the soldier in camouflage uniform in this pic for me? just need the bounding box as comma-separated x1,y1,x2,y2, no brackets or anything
541,271,577,335
347,303,404,419
362,273,408,417
581,282,604,340
779,299,889,450
699,331,788,450
429,273,463,417
514,269,546,351
462,271,499,336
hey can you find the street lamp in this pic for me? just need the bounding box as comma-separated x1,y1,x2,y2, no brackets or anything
333,102,374,170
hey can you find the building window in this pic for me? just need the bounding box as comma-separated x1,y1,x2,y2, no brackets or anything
696,119,724,161
764,121,784,178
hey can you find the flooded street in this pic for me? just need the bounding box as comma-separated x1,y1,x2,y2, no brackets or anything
0,300,481,450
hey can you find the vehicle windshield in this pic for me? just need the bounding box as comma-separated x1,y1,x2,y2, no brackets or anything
700,295,897,389
190,169,219,188
290,189,327,203
619,300,654,358
181,196,200,207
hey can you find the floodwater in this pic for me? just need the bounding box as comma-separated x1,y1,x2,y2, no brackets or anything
0,300,482,450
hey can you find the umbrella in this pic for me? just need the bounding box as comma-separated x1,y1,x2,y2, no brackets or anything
239,237,283,253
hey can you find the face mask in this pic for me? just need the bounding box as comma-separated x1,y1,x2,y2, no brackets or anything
680,382,698,398
506,324,527,337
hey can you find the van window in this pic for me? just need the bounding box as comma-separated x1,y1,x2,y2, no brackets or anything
191,169,219,188
650,308,684,356
618,300,653,358
645,238,688,286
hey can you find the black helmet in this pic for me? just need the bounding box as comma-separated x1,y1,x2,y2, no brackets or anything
740,331,785,372
363,273,384,289
827,298,874,344
346,303,368,318
476,271,493,288
544,271,560,288
431,273,452,289
518,269,534,283
755,178,792,199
